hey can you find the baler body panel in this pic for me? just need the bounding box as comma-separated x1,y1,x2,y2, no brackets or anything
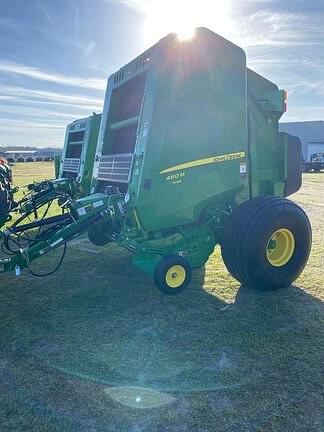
133,32,247,231
93,29,248,231
93,52,152,193
246,69,287,197
60,113,101,194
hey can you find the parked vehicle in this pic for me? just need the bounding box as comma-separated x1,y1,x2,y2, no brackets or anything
302,152,324,172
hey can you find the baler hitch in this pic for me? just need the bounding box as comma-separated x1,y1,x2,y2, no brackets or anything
0,194,111,276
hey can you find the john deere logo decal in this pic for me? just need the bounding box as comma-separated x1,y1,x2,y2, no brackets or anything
159,151,245,174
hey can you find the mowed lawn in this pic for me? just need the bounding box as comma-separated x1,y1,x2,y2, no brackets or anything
0,162,323,432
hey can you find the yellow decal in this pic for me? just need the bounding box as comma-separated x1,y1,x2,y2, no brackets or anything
133,209,141,229
159,151,245,175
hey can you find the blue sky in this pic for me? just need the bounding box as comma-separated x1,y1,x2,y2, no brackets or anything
0,0,323,148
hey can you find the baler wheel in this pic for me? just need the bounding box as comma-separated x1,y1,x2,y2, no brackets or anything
88,222,112,246
221,197,312,290
154,255,192,295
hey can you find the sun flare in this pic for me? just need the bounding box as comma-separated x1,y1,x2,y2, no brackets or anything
177,26,196,41
142,0,233,45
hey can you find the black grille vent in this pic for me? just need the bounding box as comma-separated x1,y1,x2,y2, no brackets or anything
97,153,133,184
135,51,150,71
114,68,125,84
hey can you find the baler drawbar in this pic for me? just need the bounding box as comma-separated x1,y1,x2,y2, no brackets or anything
0,194,112,275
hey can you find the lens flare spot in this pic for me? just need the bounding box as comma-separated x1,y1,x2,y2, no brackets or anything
104,386,175,409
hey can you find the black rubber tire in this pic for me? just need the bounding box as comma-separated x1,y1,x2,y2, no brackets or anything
221,197,312,290
88,222,112,246
154,255,192,295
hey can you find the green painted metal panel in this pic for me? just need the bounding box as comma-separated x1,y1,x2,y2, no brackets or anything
54,154,60,179
82,114,101,194
61,113,101,195
246,69,287,197
130,29,247,231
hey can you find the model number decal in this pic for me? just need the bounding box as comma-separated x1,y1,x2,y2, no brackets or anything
166,171,186,184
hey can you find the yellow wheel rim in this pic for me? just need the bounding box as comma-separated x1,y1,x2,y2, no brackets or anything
266,228,295,267
165,265,186,288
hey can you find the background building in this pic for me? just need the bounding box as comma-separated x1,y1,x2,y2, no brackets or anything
280,121,324,162
3,150,39,162
1,148,61,162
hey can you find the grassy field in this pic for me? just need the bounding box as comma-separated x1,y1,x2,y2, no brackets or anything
0,162,323,432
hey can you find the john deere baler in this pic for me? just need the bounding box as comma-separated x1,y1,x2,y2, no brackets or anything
60,112,102,195
0,113,102,232
0,28,311,294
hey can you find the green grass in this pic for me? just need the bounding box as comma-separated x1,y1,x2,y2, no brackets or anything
12,161,55,194
0,163,323,432
8,162,62,228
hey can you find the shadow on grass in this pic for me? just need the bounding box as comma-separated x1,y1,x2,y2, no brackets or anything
0,246,323,431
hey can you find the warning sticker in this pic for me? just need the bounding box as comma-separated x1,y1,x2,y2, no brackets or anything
93,200,104,208
240,162,247,177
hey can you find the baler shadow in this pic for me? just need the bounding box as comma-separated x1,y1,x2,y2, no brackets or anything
1,249,322,418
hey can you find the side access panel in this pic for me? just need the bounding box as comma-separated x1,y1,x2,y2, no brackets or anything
247,69,288,198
